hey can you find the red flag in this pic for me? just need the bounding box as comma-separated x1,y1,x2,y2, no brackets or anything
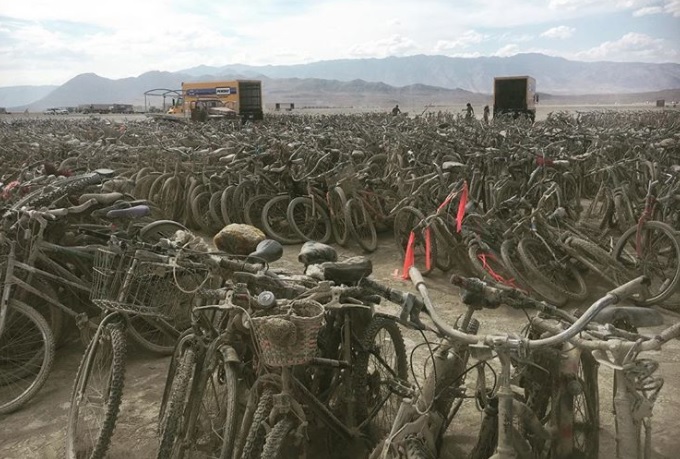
401,231,416,279
456,181,469,233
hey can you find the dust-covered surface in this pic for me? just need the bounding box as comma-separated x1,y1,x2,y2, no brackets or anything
1,235,679,458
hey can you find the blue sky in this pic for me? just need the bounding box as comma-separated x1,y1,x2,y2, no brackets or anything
1,0,678,86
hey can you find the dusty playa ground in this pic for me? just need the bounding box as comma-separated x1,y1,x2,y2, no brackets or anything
1,235,679,459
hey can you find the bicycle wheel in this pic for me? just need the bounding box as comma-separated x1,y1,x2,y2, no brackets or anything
518,237,588,302
287,196,333,244
157,346,196,458
127,315,186,355
521,347,599,458
66,321,127,459
220,186,235,226
328,187,349,246
261,416,305,459
185,354,243,459
261,195,303,245
138,220,187,244
500,239,569,306
0,300,55,414
244,194,273,230
209,190,226,228
237,387,274,459
354,317,408,437
345,198,378,252
612,220,680,306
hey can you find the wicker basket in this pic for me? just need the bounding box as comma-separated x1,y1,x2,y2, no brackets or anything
250,299,324,367
91,248,209,318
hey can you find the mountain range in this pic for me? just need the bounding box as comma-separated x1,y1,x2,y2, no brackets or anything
1,53,679,111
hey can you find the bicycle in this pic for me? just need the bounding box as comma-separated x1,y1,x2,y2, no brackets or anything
65,243,212,459
235,282,408,459
369,267,655,459
531,300,680,458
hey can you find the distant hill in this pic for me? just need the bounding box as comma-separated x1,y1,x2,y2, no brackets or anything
4,57,679,112
0,85,58,108
178,53,680,95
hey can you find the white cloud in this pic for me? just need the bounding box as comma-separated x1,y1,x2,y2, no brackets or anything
576,32,679,62
349,35,418,58
495,44,521,57
541,26,576,39
633,6,665,15
434,30,488,52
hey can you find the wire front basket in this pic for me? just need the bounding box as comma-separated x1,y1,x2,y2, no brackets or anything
91,247,210,318
250,299,324,367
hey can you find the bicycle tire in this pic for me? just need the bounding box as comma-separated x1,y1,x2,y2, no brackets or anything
183,355,242,459
522,346,599,458
287,196,333,244
244,194,273,230
517,237,588,302
431,218,453,272
220,185,235,227
328,187,349,246
157,346,196,458
148,172,173,205
209,190,225,228
500,239,568,306
138,220,187,244
467,244,524,291
354,317,408,437
261,195,303,245
238,388,274,459
65,322,126,459
0,300,55,414
192,189,218,234
345,198,378,252
232,181,258,224
133,172,161,201
18,172,104,209
261,416,302,459
611,220,680,306
160,175,184,221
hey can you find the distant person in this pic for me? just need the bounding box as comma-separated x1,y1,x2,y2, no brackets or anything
392,104,401,116
483,105,490,124
464,103,475,120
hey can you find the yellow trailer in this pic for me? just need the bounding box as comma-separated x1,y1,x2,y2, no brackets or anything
169,80,263,120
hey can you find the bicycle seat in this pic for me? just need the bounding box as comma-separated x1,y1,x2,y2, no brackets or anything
94,168,115,178
312,256,373,285
592,305,664,328
298,241,338,266
247,239,283,263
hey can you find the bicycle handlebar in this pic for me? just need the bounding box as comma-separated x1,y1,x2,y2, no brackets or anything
410,266,651,350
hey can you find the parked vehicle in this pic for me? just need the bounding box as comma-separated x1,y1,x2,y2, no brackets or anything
169,80,263,120
493,75,538,121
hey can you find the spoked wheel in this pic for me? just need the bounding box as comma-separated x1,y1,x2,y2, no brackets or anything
261,195,304,245
0,300,55,414
183,354,243,459
521,346,599,459
244,194,273,230
518,237,588,302
261,415,306,459
345,198,378,253
66,322,127,459
612,220,680,306
327,187,349,246
287,196,333,244
138,220,187,244
354,317,408,439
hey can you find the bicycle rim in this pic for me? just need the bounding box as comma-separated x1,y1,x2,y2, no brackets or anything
66,322,127,459
0,300,55,414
